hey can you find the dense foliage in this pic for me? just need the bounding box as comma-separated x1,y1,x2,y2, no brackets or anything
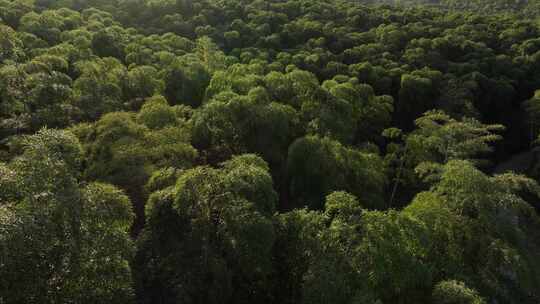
366,0,540,17
1,0,540,303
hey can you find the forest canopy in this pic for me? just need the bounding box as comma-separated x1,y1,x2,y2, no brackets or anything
1,0,540,303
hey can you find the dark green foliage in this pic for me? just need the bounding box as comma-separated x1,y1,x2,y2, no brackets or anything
163,58,210,107
91,25,127,59
369,0,540,17
1,0,540,303
397,69,442,128
405,160,540,303
72,100,197,233
192,89,300,166
73,57,127,121
135,155,277,304
287,135,386,210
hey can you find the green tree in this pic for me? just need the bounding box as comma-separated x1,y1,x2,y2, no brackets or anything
195,36,228,73
522,90,540,143
135,154,277,304
73,57,127,120
0,25,24,63
0,129,134,304
0,0,35,28
73,102,197,233
91,25,128,59
287,135,386,210
407,110,504,167
163,57,210,107
397,69,442,128
24,68,75,130
356,210,432,303
323,77,394,144
385,110,504,207
124,65,164,108
191,89,299,167
432,280,486,304
272,208,327,304
0,63,29,135
406,160,540,303
19,10,64,44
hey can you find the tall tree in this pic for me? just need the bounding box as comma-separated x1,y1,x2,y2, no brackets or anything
0,129,134,304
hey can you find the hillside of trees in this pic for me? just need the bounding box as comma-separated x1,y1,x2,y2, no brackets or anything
1,0,540,303
362,0,540,17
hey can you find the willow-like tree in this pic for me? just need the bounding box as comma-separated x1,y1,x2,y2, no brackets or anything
0,129,135,304
134,154,277,304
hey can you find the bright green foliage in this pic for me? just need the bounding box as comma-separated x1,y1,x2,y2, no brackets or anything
324,191,364,220
407,110,505,167
300,192,370,304
384,110,504,207
205,66,391,146
432,280,486,304
402,191,467,279
137,95,176,129
124,32,195,67
221,154,277,215
0,129,134,304
348,62,395,94
264,69,319,109
19,11,63,44
205,64,266,100
195,36,229,73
